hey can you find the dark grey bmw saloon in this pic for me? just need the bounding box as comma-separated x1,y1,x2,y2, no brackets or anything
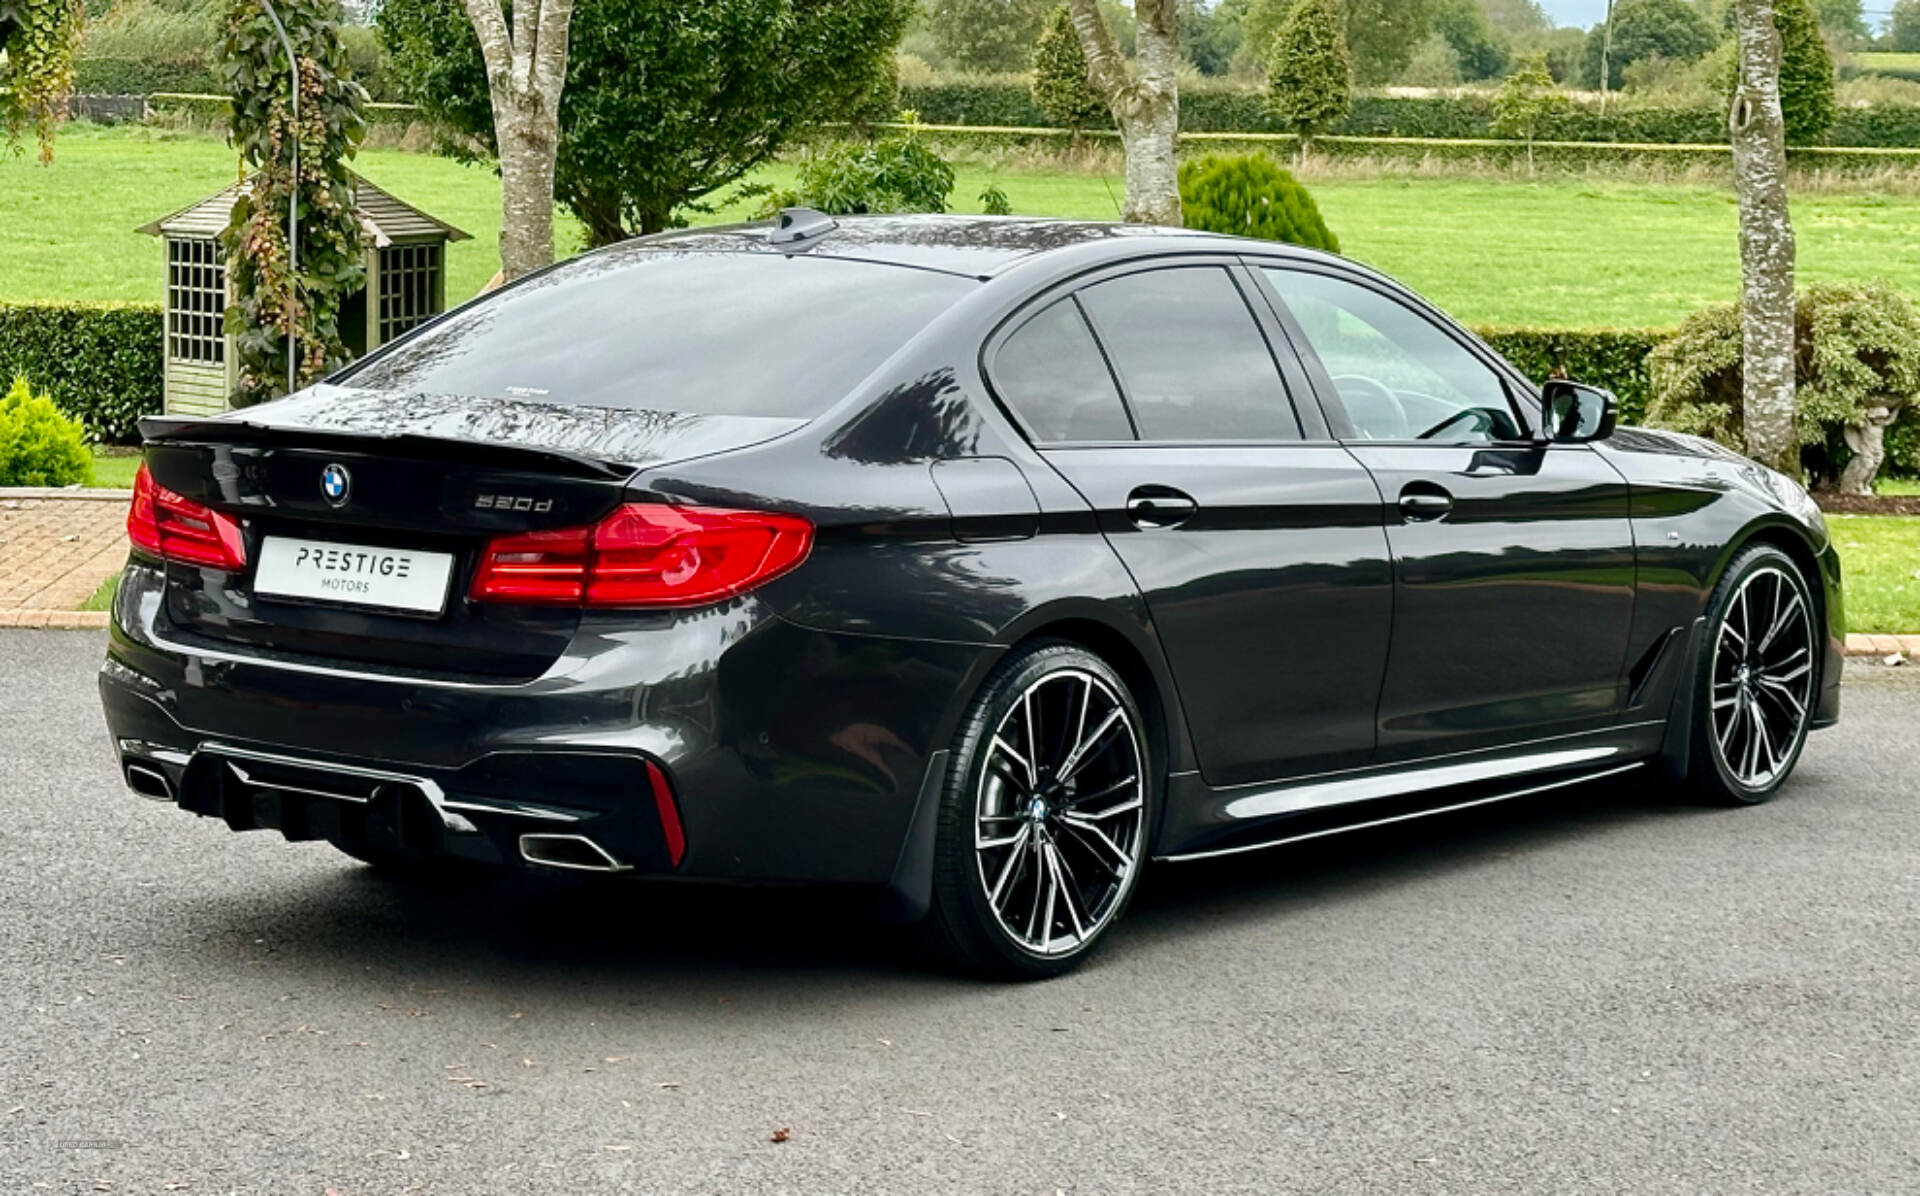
100,213,1842,978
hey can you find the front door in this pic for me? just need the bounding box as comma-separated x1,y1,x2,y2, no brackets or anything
986,262,1393,786
1256,264,1639,762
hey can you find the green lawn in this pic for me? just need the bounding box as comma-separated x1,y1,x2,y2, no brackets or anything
0,124,587,307
89,448,140,488
12,125,1920,326
1854,52,1920,73
1828,515,1920,635
80,572,119,612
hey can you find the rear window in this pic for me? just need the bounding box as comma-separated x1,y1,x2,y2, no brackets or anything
341,249,974,419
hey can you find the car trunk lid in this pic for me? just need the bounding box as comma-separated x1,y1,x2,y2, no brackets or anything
138,393,806,681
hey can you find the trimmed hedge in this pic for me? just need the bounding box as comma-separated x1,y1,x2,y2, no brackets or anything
1477,326,1666,427
899,81,1920,148
0,304,164,445
149,92,422,128
74,58,221,97
914,124,1920,178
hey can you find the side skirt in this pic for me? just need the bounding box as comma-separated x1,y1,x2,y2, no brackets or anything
1154,720,1667,863
1156,761,1645,864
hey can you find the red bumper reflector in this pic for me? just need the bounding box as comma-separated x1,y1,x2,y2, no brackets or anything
646,760,686,868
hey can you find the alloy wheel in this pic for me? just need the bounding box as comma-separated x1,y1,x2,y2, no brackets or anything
1709,564,1815,790
973,668,1146,958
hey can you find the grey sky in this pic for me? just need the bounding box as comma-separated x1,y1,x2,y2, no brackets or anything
1537,0,1891,33
1539,0,1606,27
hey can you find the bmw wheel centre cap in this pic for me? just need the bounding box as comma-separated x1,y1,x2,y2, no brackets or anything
320,463,351,507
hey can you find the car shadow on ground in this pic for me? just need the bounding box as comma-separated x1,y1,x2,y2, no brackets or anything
158,765,1729,996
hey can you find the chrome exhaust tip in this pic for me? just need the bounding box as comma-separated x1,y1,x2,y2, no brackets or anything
518,833,629,873
125,762,174,802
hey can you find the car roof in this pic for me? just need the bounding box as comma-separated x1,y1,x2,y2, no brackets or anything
629,214,1352,279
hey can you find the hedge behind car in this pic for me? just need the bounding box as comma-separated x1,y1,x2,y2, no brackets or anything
0,303,163,445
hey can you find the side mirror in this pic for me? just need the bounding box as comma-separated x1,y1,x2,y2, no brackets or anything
1540,380,1617,443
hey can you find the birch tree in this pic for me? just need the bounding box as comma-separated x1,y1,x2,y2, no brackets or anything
1063,0,1181,225
459,0,573,281
1730,0,1798,473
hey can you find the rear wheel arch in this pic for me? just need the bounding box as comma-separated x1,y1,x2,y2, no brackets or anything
1009,618,1175,802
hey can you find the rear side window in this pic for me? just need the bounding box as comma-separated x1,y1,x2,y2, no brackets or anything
341,250,974,419
991,299,1135,443
1076,266,1301,443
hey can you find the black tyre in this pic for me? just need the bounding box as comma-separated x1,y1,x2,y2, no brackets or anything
1686,544,1819,806
923,641,1156,980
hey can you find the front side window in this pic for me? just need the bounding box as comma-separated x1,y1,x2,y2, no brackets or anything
1264,268,1523,444
1076,266,1301,443
991,298,1134,443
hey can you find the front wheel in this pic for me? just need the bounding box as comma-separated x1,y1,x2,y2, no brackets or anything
923,642,1155,980
1687,544,1819,805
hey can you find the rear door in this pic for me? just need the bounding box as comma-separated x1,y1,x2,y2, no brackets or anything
1254,263,1639,761
987,259,1393,786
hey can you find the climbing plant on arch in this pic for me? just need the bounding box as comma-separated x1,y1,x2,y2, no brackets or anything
0,0,84,162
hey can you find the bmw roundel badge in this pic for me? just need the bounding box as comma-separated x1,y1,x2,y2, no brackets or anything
320,463,351,507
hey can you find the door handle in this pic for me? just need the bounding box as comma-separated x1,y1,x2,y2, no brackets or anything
1126,486,1198,529
1397,485,1454,522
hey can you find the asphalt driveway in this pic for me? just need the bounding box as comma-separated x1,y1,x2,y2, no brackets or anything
3,630,1917,1194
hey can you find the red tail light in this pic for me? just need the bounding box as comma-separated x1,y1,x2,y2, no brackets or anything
469,503,813,608
127,463,248,572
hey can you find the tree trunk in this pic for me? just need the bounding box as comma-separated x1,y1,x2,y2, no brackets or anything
461,0,574,282
1064,0,1181,226
1120,99,1180,225
496,93,558,278
1837,407,1895,495
1731,0,1799,474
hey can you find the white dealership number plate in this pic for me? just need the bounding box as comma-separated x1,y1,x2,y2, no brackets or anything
253,536,455,614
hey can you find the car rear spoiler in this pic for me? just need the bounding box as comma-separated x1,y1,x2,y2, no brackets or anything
137,416,638,483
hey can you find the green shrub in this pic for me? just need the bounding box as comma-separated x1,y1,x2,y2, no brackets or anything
759,122,956,215
1491,54,1572,170
1775,0,1837,146
978,181,1013,215
1267,0,1351,147
1646,282,1920,491
1887,407,1920,476
0,377,94,487
0,303,162,444
1030,4,1105,135
1476,326,1665,427
1177,154,1338,252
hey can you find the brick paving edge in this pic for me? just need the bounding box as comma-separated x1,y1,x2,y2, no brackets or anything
1846,633,1920,658
0,488,133,501
0,610,110,629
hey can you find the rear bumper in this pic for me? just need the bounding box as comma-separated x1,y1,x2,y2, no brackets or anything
100,561,988,886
